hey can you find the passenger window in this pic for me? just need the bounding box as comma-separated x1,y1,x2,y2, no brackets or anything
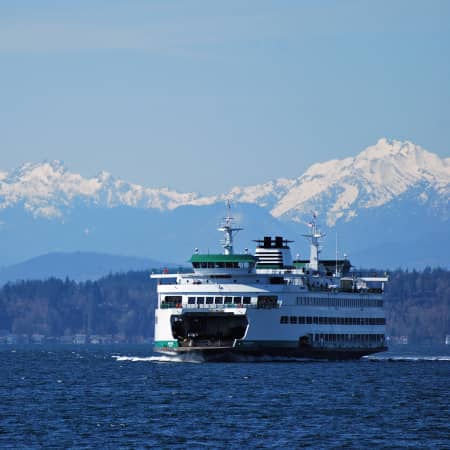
197,297,204,304
206,297,214,304
188,297,195,304
215,297,223,304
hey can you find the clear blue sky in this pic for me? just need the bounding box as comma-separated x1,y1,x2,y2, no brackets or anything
1,0,449,194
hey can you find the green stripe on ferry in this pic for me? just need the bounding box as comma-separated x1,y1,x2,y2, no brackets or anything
190,254,255,263
293,261,307,267
154,340,179,349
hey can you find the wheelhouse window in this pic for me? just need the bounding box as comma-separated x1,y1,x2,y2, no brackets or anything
257,295,278,308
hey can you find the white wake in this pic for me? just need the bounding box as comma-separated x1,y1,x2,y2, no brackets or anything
112,354,205,363
363,355,450,362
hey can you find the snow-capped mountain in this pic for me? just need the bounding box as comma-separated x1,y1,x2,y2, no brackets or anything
1,138,448,225
0,160,216,218
226,139,450,226
0,138,449,269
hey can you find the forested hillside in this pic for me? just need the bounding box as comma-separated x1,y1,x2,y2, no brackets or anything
0,269,449,343
384,268,450,343
0,272,157,342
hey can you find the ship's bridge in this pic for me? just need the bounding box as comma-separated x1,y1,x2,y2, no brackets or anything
190,253,256,275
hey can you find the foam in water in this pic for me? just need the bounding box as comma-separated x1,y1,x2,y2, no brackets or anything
112,354,205,363
114,354,450,363
112,354,320,363
113,353,450,364
363,355,450,362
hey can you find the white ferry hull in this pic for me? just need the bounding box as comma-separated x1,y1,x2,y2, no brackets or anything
154,303,387,361
151,217,389,363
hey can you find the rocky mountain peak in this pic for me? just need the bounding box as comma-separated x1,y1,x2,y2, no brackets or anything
254,139,450,226
0,139,448,226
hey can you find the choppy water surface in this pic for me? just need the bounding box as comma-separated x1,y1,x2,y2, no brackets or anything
1,344,449,449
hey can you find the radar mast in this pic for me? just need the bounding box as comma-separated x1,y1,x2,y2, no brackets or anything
302,212,325,271
218,201,242,255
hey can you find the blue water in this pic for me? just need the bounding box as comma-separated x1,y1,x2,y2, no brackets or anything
1,345,449,449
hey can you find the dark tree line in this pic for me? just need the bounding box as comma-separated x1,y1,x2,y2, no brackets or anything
0,268,449,343
0,271,157,339
384,267,450,343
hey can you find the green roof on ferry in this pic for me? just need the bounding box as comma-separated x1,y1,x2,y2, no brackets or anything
190,253,256,263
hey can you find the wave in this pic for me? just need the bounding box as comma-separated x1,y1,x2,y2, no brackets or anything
112,354,321,363
363,355,450,362
113,354,450,364
112,354,205,363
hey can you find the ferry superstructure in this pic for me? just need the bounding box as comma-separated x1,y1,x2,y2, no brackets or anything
151,212,388,360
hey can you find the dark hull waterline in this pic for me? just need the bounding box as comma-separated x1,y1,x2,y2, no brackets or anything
156,346,388,362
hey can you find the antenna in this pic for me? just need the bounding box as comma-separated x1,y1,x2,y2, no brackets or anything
335,231,338,277
302,212,325,271
218,200,242,255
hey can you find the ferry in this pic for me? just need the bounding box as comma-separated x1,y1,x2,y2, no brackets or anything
151,210,388,361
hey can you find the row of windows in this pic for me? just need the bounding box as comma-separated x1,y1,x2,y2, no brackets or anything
280,316,386,325
187,296,252,305
311,333,385,342
162,295,279,307
296,296,383,308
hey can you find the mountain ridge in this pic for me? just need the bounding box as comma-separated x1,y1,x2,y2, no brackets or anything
1,138,448,226
0,251,170,285
0,138,449,269
228,138,450,225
